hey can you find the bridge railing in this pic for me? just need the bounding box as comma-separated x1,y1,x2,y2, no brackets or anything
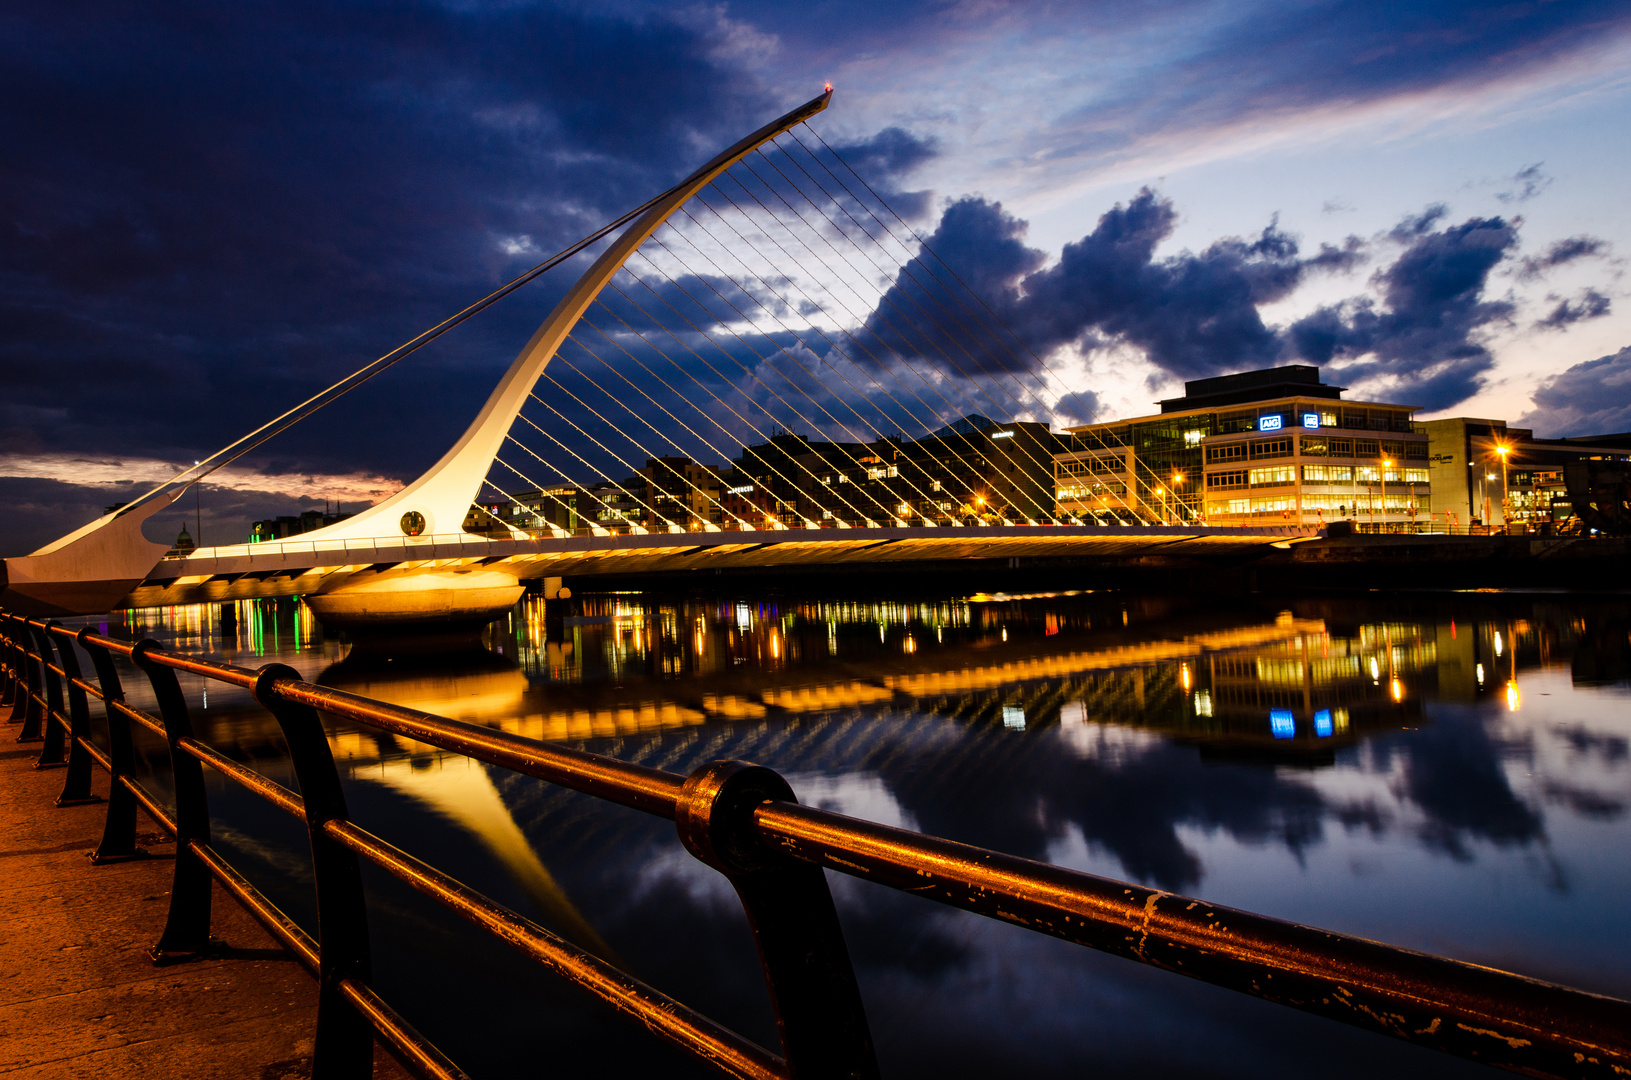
3,609,1628,1079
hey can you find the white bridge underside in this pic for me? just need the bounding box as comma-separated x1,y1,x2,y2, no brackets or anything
126,524,1318,609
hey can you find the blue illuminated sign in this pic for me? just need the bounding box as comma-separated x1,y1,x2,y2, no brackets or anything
1303,413,1321,429
1314,709,1333,737
1270,708,1295,738
1258,415,1283,432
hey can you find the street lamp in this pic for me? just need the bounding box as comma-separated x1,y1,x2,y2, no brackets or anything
1171,471,1185,522
1494,441,1511,530
1155,485,1167,524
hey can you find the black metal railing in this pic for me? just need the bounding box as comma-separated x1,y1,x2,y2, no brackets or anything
3,608,1628,1080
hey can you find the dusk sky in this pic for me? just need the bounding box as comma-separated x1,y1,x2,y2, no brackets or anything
4,1,1630,553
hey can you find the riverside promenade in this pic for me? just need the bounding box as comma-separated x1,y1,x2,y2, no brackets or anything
0,745,406,1079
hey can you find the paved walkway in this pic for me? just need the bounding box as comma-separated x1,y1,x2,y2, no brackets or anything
0,739,409,1078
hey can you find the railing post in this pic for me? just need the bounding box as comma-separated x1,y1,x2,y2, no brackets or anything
17,622,47,742
132,639,216,961
30,622,68,768
49,624,99,805
84,631,143,862
253,663,374,1079
676,760,878,1080
0,615,16,708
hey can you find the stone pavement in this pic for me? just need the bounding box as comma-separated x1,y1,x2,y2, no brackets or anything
0,741,410,1079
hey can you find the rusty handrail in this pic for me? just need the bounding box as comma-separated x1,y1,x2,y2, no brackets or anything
2,611,1627,1080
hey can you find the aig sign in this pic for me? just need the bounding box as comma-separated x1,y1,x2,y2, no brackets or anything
1258,414,1284,432
1302,413,1321,428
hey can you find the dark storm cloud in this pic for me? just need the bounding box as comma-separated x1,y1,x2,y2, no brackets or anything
1520,345,1631,437
1289,212,1519,408
1535,289,1612,332
1518,235,1612,280
865,190,1363,390
0,1,798,485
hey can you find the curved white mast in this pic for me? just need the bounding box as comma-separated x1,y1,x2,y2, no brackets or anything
290,88,833,545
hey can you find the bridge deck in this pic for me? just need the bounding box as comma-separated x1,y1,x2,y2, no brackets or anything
0,745,408,1078
132,523,1320,607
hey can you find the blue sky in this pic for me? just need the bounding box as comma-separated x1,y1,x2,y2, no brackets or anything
2,1,1628,551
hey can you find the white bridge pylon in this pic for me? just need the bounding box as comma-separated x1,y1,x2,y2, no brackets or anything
291,89,834,547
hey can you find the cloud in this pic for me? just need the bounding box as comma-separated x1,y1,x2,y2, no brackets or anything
1535,289,1612,331
1519,345,1631,437
1518,235,1612,280
0,452,402,503
1496,162,1552,204
863,190,1365,402
1288,211,1519,408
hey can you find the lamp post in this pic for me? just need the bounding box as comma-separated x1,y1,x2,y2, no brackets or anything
1171,471,1185,523
1495,441,1511,530
1155,485,1167,525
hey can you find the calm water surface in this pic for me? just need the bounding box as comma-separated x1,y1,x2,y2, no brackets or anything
74,586,1631,1079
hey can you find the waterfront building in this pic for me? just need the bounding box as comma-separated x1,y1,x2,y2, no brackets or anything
1055,365,1431,528
1419,419,1631,529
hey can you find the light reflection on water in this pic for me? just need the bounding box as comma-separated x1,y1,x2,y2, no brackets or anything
79,590,1631,1079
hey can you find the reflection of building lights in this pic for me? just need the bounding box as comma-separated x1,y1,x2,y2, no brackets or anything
1180,663,1192,691
1193,690,1213,717
1368,656,1380,681
1314,708,1333,737
1001,706,1026,730
1506,681,1520,711
1270,708,1295,738
1476,662,1485,685
770,631,780,659
903,634,916,654
1390,679,1403,702
1001,627,1008,642
1493,630,1503,657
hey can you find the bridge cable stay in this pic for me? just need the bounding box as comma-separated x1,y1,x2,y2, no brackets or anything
512,400,684,532
696,169,1063,525
753,138,1149,526
562,327,852,531
675,192,1018,523
536,346,753,531
613,250,912,526
550,341,754,530
587,289,885,527
718,152,1096,526
106,184,686,521
793,127,1167,524
639,223,983,524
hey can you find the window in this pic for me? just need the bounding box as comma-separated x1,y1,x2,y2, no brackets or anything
1249,438,1293,459
1354,440,1380,458
1355,466,1380,482
1382,441,1405,459
1405,442,1428,460
1302,465,1352,483
1327,438,1354,457
1342,409,1367,429
866,466,886,480
1300,437,1328,456
887,465,900,478
1219,411,1255,434
1207,470,1248,489
1206,443,1247,463
1183,429,1206,447
930,480,943,491
1249,465,1295,486
1207,498,1251,516
1320,410,1339,427
1402,468,1429,484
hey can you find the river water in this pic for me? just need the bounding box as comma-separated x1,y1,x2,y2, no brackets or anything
72,586,1631,1079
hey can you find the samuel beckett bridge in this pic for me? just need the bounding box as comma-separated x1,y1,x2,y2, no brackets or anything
0,89,1315,625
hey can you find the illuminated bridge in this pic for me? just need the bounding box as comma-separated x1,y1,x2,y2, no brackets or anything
1,88,1317,622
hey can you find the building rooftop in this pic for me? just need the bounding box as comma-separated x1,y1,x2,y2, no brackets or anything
1158,364,1344,413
